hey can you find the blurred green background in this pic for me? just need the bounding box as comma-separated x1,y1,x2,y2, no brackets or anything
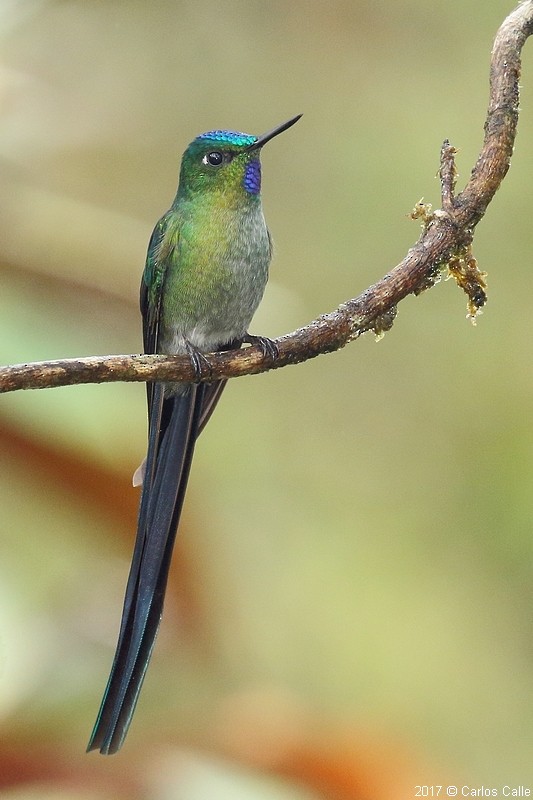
1,1,532,797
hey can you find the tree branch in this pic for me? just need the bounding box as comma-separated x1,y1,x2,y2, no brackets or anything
1,1,532,395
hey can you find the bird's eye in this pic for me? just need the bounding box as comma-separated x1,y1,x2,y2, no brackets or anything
203,151,223,167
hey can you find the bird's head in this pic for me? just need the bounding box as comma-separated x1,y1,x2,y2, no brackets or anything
176,114,301,203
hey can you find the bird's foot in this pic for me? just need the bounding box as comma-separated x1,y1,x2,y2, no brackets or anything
185,340,212,382
242,333,279,361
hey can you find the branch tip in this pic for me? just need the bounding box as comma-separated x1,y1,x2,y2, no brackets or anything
440,139,458,214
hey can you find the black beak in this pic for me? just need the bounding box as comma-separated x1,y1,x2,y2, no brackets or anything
245,114,302,152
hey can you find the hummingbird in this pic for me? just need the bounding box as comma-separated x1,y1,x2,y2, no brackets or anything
87,114,301,755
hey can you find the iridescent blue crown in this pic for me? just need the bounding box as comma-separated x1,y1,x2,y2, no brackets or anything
196,129,256,147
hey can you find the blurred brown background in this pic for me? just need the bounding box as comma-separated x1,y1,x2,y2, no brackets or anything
1,1,532,797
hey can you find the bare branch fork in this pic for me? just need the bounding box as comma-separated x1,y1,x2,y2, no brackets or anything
1,1,532,395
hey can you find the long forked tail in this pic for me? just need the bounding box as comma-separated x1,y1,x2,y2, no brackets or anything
87,382,206,755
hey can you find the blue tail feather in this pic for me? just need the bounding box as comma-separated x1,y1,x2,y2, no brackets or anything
87,383,205,754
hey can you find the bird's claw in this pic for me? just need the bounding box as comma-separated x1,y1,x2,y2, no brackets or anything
242,333,279,361
185,340,212,382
